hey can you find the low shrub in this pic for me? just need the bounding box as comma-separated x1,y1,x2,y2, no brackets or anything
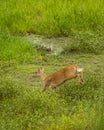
57,74,101,103
62,31,104,54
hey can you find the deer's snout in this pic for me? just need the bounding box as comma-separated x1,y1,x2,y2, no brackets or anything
31,72,37,78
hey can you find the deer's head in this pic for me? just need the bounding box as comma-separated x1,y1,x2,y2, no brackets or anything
33,67,44,77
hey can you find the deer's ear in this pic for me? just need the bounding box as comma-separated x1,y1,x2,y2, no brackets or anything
40,66,44,71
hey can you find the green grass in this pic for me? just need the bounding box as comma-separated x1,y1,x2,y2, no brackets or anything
0,0,104,36
0,33,42,64
0,64,103,130
0,0,104,129
0,33,104,129
62,31,104,54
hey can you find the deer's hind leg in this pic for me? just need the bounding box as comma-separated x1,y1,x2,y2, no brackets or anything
77,72,84,84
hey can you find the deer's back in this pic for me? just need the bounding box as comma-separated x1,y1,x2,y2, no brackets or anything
44,65,77,86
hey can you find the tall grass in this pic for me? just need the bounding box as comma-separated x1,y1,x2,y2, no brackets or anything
0,0,104,36
0,33,41,64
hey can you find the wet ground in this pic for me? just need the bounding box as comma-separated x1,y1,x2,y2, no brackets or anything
23,34,70,55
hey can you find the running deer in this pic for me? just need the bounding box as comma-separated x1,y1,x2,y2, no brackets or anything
33,65,83,92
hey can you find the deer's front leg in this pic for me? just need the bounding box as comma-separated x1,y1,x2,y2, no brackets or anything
42,83,49,92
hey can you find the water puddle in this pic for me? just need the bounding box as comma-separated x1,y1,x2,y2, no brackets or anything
23,34,69,55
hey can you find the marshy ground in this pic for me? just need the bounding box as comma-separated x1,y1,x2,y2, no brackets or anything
0,0,104,129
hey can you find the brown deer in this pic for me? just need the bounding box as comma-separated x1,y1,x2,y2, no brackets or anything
33,65,83,92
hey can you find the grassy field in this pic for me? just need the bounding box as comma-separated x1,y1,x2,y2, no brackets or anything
0,0,104,130
0,33,104,130
0,0,104,36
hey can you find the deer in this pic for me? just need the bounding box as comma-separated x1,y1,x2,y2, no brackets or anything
33,65,84,92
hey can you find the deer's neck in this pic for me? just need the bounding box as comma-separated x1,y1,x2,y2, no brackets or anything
40,73,47,80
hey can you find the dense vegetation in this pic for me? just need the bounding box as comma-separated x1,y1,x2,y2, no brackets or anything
0,0,104,36
0,0,104,130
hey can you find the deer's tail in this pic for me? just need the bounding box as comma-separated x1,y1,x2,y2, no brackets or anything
77,67,83,73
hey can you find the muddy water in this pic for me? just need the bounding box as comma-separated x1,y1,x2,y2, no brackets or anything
23,34,69,55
